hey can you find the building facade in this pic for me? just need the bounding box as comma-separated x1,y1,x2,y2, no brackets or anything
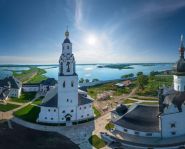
111,35,185,148
0,76,22,100
38,30,94,124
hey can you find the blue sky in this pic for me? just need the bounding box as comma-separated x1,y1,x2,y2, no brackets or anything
0,0,185,64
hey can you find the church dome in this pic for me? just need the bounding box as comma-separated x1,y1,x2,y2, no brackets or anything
174,58,185,73
63,28,71,43
63,38,71,43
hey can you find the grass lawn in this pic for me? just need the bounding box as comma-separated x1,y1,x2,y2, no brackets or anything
136,75,173,96
32,96,44,105
14,104,40,123
88,135,106,149
10,92,36,103
13,66,47,83
140,102,158,105
88,82,136,99
122,99,137,104
131,96,158,101
105,122,114,131
93,106,101,118
0,103,20,112
27,74,47,84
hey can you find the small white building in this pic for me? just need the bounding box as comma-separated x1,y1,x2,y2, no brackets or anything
39,78,57,93
111,35,185,148
38,30,94,125
22,84,40,92
0,76,22,100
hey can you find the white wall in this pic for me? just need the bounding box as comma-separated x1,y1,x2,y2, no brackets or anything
58,75,78,107
114,124,161,138
161,109,185,138
38,107,59,123
77,103,94,120
9,88,21,98
38,103,94,123
174,75,185,92
22,86,39,92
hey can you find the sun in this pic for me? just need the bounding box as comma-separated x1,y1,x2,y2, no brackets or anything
86,34,97,45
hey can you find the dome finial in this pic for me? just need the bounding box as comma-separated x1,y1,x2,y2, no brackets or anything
179,34,184,59
181,34,183,40
65,25,69,38
180,34,184,47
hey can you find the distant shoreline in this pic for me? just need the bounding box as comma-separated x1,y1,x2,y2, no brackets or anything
0,62,174,67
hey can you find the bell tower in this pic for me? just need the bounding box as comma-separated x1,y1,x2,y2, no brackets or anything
58,29,78,109
59,29,76,76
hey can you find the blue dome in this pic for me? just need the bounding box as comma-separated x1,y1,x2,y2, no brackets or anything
63,38,71,43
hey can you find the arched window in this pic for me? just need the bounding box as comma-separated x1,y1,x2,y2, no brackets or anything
71,81,74,87
63,81,65,88
66,62,70,72
67,99,69,102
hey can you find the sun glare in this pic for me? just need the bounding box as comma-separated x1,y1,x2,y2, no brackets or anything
86,34,97,45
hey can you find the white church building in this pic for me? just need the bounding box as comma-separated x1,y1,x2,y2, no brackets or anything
38,30,94,124
111,35,185,148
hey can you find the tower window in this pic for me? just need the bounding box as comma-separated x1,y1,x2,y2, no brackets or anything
67,99,69,102
146,133,152,136
171,123,176,128
71,110,74,112
62,110,65,113
71,81,74,87
67,46,69,49
63,81,65,88
66,62,70,72
171,131,176,135
135,131,139,135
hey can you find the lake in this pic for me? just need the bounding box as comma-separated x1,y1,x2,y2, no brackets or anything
39,63,173,81
0,64,173,81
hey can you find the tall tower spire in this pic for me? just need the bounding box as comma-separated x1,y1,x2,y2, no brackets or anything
179,34,184,59
65,26,69,38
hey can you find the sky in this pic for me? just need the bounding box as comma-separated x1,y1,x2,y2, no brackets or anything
0,0,185,64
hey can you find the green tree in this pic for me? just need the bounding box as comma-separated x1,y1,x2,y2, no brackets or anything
85,79,90,83
92,78,99,82
79,78,84,83
121,73,134,79
137,71,143,77
137,74,148,90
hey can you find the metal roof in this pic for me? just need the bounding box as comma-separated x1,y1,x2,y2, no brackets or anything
114,104,160,132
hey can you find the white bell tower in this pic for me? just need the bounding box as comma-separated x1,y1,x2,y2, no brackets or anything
58,29,78,108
